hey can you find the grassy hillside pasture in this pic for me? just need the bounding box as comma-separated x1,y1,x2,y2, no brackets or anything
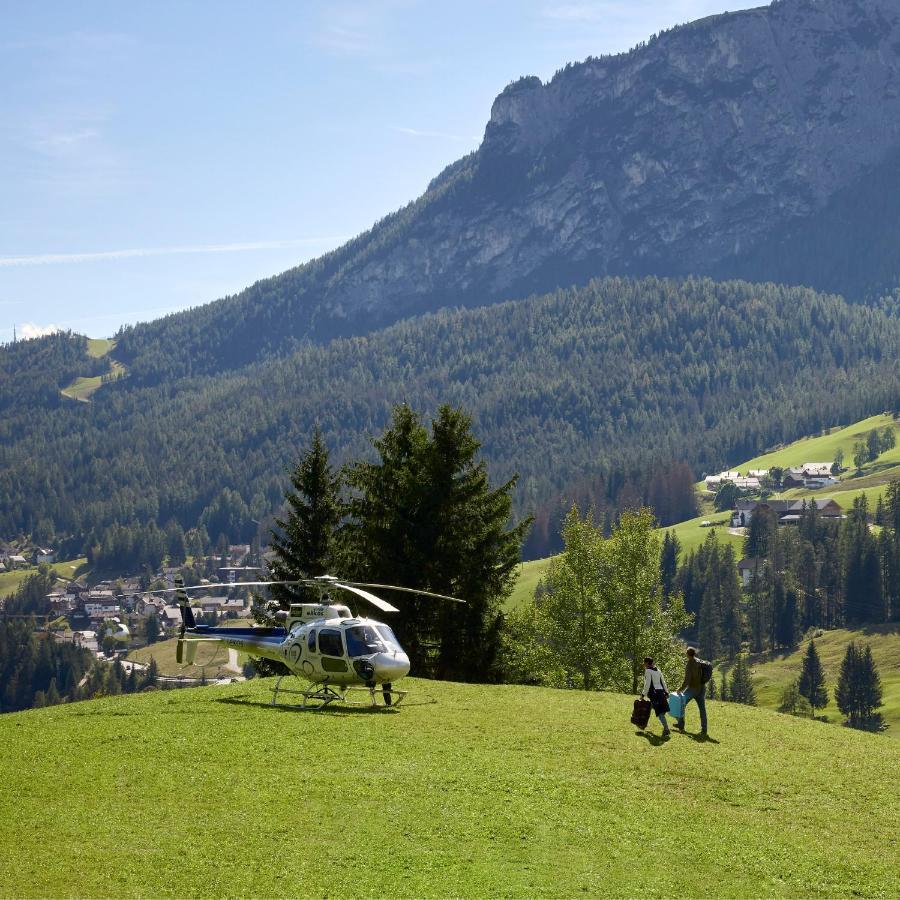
736,625,900,740
86,337,115,358
0,680,898,898
0,557,87,600
726,413,896,475
60,358,127,402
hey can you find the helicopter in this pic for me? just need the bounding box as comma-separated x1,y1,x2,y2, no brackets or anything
158,574,462,708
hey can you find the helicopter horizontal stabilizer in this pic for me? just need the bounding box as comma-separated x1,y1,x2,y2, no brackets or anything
176,634,197,665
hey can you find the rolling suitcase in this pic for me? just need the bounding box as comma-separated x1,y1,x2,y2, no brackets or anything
667,692,685,720
631,697,652,729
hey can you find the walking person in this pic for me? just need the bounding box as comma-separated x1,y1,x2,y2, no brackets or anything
675,646,708,734
642,656,671,738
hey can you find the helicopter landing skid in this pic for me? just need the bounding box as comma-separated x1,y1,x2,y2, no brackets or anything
269,676,407,710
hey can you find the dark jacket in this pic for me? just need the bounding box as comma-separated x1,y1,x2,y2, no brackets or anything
680,657,703,693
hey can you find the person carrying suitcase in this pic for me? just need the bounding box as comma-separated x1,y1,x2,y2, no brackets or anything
675,646,709,734
642,656,671,738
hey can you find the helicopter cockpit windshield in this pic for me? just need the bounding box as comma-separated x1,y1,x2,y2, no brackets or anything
375,624,402,653
345,625,387,657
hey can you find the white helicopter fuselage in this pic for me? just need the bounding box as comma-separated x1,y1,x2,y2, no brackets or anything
180,603,410,688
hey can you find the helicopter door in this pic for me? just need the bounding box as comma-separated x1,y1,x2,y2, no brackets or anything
307,629,317,654
317,628,348,673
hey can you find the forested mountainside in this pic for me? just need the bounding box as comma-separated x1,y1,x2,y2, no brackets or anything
0,332,105,413
106,0,900,384
2,278,897,557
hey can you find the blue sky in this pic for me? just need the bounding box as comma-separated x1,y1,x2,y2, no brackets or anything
0,0,758,343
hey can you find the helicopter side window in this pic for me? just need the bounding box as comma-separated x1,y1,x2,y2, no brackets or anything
345,625,385,657
307,630,317,653
318,628,344,657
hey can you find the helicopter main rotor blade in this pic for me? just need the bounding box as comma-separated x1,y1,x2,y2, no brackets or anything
339,581,465,604
129,580,309,597
330,582,399,614
130,578,463,605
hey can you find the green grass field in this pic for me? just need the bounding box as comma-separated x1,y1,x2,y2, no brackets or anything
0,680,898,898
0,557,87,599
737,625,900,740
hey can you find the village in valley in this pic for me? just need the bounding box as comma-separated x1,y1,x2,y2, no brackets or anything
0,541,258,678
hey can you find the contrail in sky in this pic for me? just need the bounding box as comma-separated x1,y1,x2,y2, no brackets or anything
0,237,346,267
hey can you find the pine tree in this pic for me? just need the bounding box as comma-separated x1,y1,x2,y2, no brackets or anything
859,645,884,724
269,426,344,608
46,677,61,706
346,404,530,681
797,639,828,713
728,654,756,705
720,545,743,658
720,670,729,702
660,531,680,602
143,657,159,689
837,641,885,729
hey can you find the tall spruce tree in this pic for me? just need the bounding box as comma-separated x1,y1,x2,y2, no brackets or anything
728,654,756,705
797,639,828,713
720,545,743,659
660,531,680,602
346,404,529,681
835,641,883,728
269,426,344,607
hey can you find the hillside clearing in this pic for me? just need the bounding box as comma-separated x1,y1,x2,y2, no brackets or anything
0,679,897,898
86,338,115,359
724,413,896,474
739,624,900,739
60,358,127,402
0,557,87,599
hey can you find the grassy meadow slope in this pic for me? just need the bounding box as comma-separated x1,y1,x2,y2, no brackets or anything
0,557,87,600
741,624,900,739
734,414,895,474
1,680,898,898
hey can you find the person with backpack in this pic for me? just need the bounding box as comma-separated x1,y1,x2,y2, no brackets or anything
674,646,711,734
641,656,671,738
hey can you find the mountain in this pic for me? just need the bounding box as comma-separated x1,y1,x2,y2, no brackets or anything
2,278,897,555
1,679,898,897
114,0,900,383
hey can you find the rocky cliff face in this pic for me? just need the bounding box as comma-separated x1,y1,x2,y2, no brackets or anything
326,0,900,323
117,0,900,377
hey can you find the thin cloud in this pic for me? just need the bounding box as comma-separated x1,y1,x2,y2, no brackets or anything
391,126,480,143
0,237,347,268
18,322,62,339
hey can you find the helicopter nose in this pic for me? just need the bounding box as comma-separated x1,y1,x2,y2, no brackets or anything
373,652,410,683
